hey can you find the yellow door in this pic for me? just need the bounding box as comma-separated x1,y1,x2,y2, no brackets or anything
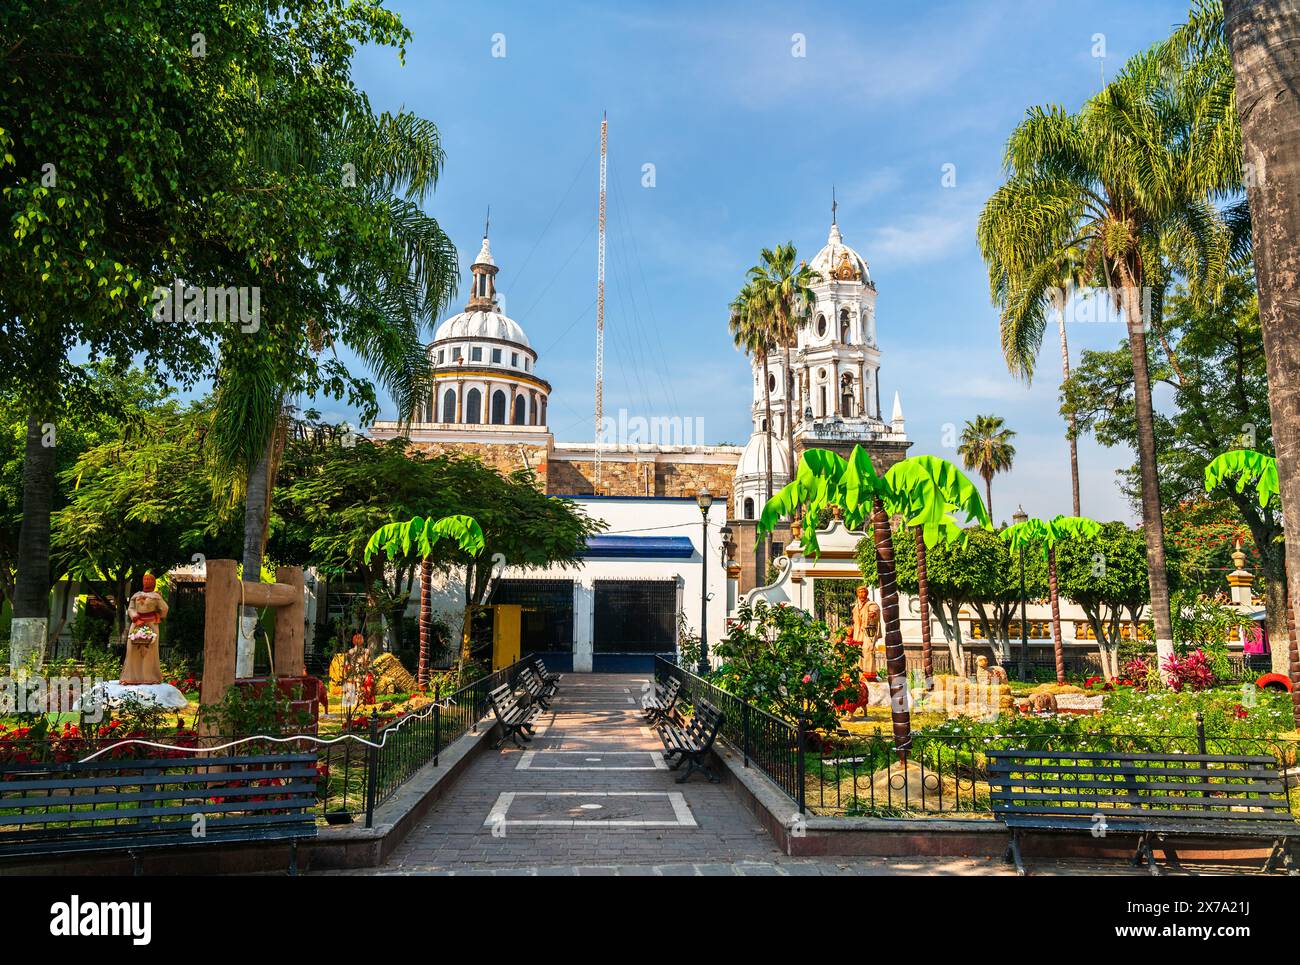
492,604,522,670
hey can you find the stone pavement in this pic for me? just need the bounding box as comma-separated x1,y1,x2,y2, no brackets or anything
330,673,1241,877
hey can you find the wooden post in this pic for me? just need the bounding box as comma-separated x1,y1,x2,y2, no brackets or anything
274,566,306,677
200,559,240,715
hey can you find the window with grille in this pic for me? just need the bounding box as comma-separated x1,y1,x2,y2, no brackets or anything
593,580,677,654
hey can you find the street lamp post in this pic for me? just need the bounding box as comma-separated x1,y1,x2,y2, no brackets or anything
1012,505,1029,681
696,487,714,675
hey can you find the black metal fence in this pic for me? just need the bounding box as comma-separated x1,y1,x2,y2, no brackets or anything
654,657,804,807
0,657,534,837
653,657,1300,820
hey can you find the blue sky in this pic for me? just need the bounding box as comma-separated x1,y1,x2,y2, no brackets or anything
338,0,1197,524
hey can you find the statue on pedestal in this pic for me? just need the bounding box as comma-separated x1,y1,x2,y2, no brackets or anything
850,585,881,676
122,573,168,685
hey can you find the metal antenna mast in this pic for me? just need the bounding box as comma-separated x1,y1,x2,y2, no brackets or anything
594,112,607,493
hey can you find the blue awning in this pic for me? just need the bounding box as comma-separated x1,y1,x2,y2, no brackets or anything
581,535,695,559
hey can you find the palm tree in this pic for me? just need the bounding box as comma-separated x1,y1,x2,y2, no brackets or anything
977,51,1235,672
365,514,485,687
748,244,819,474
207,109,457,675
957,415,1016,518
1002,515,1102,685
729,281,776,570
884,456,992,684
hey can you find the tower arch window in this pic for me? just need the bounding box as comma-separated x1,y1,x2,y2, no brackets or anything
840,308,851,343
744,497,755,519
491,389,507,424
465,387,482,424
441,387,457,423
513,394,526,425
816,314,827,337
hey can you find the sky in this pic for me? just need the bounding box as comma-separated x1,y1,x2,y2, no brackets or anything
334,0,1199,524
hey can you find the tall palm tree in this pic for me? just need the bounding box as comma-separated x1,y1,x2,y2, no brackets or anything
977,50,1235,672
729,281,776,570
748,244,819,474
207,109,457,675
957,415,1016,518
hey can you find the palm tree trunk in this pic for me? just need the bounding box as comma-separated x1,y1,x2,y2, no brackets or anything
418,558,433,689
761,352,774,572
1285,590,1300,729
1048,547,1065,685
872,497,911,757
237,436,274,678
784,343,795,476
913,528,933,687
1058,314,1082,516
1225,0,1300,723
11,416,56,671
984,474,994,521
1118,271,1175,676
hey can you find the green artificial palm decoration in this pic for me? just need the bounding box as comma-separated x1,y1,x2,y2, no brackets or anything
1205,448,1299,729
1205,449,1279,508
1001,515,1101,684
978,48,1238,669
760,446,988,753
957,414,1016,518
365,514,485,687
885,455,992,685
747,243,819,475
729,280,777,567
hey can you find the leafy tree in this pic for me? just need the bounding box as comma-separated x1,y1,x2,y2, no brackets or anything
957,415,1016,519
1054,522,1166,679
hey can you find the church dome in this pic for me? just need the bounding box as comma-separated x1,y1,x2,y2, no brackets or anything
736,431,790,479
809,222,871,285
433,309,531,348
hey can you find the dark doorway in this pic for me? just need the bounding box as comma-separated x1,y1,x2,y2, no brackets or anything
593,580,677,671
491,579,574,672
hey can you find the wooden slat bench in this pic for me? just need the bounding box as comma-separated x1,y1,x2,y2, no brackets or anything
517,666,557,710
0,751,319,874
657,700,724,784
489,683,540,749
988,748,1300,875
531,656,562,687
642,676,681,724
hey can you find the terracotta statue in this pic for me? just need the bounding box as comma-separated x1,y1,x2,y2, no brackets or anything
121,573,168,685
850,586,881,675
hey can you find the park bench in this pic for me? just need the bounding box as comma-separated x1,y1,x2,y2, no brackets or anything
988,748,1300,876
489,683,540,749
642,676,682,724
657,700,724,784
517,665,557,710
0,750,319,874
531,656,563,687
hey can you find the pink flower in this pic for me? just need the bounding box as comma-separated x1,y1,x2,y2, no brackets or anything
802,674,812,684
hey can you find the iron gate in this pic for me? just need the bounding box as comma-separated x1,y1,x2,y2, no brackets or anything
592,579,677,671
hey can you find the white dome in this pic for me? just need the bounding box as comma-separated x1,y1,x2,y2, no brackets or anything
809,222,871,285
737,431,790,479
433,309,531,348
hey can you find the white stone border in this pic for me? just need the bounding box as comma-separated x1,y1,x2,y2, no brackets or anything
484,791,697,828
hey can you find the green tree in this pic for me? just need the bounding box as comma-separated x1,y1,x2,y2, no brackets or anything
978,46,1237,675
957,415,1016,518
1054,522,1163,679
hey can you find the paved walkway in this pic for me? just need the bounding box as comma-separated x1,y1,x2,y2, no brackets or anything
349,673,1242,877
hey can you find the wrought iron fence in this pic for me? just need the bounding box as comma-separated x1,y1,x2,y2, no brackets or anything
652,657,1300,821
